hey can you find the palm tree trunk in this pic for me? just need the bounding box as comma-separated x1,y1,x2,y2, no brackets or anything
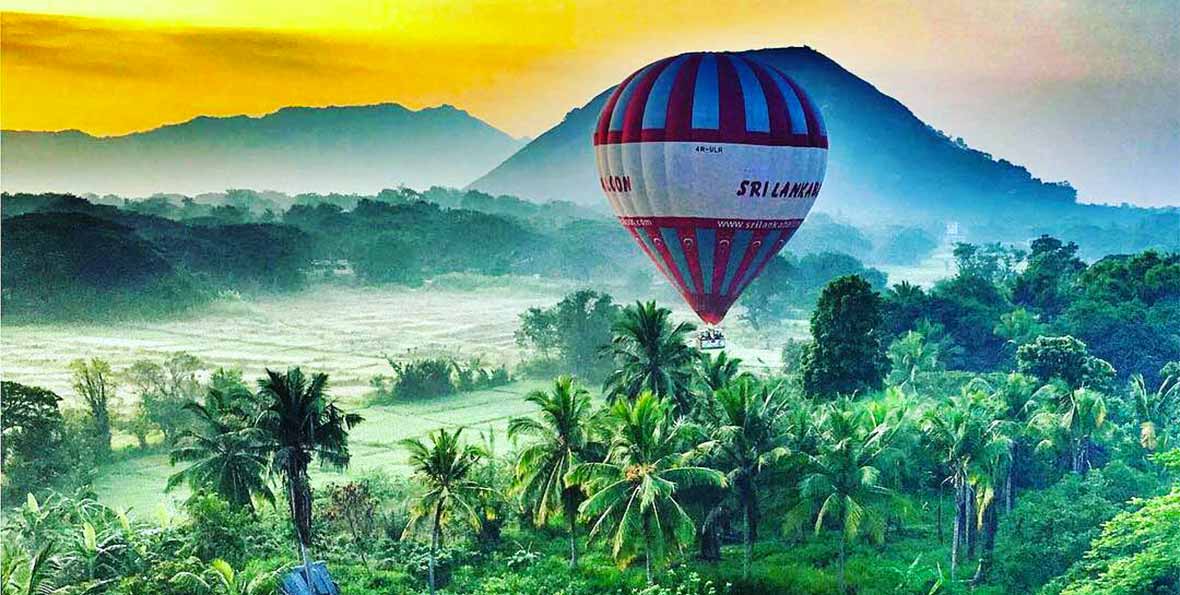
698,505,722,562
838,533,847,594
744,495,758,578
966,486,976,562
644,515,653,583
564,491,579,569
1004,468,1013,514
287,478,313,588
937,486,944,543
429,501,444,595
951,479,964,581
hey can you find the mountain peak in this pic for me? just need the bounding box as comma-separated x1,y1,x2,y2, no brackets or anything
468,45,1075,222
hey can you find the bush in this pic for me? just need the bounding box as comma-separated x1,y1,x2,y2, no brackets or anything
993,462,1162,593
372,356,511,402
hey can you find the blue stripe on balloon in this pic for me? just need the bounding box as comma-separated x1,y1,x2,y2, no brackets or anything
764,67,808,135
737,230,782,291
635,229,666,275
695,228,716,293
642,54,690,130
691,54,719,130
721,230,752,294
609,62,658,131
661,228,696,292
730,56,770,133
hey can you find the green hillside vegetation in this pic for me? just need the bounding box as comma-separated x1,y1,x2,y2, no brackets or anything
3,241,1178,594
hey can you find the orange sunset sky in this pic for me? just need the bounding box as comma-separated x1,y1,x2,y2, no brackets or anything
1,1,1177,205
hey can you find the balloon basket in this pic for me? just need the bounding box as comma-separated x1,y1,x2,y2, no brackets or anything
697,327,726,350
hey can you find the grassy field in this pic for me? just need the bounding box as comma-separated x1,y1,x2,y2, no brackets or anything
3,256,945,517
90,378,550,518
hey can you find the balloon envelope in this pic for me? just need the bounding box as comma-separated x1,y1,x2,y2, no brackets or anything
594,52,828,324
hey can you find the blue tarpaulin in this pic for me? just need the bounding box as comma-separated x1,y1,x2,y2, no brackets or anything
279,562,340,595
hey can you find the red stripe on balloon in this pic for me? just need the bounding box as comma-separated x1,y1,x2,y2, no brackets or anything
716,55,746,141
782,75,829,150
617,216,805,230
675,227,705,295
712,227,735,295
724,229,771,296
663,53,703,142
620,58,672,144
594,69,641,145
644,226,692,298
599,128,825,147
746,58,791,146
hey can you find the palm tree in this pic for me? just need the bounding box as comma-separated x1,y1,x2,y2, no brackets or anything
507,376,595,568
696,350,745,393
786,401,902,594
922,390,1010,582
401,428,489,595
1032,386,1109,474
1129,373,1179,452
977,373,1039,513
566,392,725,582
603,301,698,410
170,559,275,595
698,377,792,577
167,389,274,510
256,368,362,582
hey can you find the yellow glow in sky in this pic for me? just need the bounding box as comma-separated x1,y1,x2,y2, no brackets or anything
2,1,937,137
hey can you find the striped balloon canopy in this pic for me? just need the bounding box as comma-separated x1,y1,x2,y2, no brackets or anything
593,51,829,325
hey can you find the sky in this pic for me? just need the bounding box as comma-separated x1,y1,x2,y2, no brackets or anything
1,1,1177,206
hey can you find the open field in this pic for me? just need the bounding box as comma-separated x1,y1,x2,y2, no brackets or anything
90,378,551,517
1,280,572,407
2,261,944,515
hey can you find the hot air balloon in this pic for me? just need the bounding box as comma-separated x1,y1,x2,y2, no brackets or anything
593,51,828,348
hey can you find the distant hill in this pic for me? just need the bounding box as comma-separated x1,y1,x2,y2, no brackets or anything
468,47,1078,223
1,104,525,196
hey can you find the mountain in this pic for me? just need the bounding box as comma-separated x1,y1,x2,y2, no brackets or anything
1,104,525,196
468,47,1078,223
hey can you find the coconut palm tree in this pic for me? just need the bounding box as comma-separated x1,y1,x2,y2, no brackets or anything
922,390,1010,582
786,401,903,594
602,301,698,410
696,351,745,393
167,389,274,510
507,376,596,568
401,428,489,595
1130,373,1179,452
256,368,362,581
698,377,792,577
566,392,725,582
1032,386,1109,474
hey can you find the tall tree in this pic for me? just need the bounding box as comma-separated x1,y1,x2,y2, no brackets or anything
699,378,793,577
922,390,1011,582
787,401,903,594
401,428,489,595
507,376,595,568
69,358,116,460
123,353,205,444
801,276,888,398
695,351,745,393
1033,386,1109,474
167,389,274,510
602,301,698,409
566,393,725,581
1017,335,1116,391
256,368,362,581
1129,373,1179,452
